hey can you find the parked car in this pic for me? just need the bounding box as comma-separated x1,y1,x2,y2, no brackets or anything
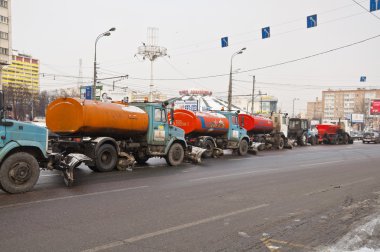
350,131,363,141
362,131,380,144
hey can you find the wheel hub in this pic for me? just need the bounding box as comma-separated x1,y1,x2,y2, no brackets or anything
9,162,32,184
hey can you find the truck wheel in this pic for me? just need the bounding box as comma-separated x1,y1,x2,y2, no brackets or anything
238,140,248,156
299,133,307,146
277,137,284,150
202,139,215,158
95,144,117,172
166,143,184,166
0,152,40,194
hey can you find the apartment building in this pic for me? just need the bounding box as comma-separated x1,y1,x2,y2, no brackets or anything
0,0,10,70
322,89,380,120
306,97,323,120
1,50,40,94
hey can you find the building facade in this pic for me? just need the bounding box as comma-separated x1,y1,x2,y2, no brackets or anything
322,88,380,120
0,0,11,67
1,50,40,94
306,97,323,121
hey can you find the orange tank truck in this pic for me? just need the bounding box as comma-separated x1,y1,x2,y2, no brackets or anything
46,98,202,179
46,98,149,138
170,109,250,158
171,109,229,136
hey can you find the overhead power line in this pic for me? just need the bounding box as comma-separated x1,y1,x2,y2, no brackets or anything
128,32,380,81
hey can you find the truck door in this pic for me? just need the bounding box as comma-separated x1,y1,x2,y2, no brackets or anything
0,121,5,148
150,107,169,145
229,114,241,140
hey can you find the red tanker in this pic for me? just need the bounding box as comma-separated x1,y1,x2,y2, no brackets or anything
172,109,229,136
238,114,274,134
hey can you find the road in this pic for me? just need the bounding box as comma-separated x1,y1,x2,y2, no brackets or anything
0,142,379,252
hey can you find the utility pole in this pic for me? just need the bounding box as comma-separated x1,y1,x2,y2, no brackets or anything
251,75,255,115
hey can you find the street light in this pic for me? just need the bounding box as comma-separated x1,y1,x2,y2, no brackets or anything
93,27,116,100
228,47,246,111
292,98,299,117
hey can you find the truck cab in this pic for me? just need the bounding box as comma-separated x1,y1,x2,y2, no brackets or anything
217,110,250,155
0,91,47,193
288,118,313,146
132,102,188,166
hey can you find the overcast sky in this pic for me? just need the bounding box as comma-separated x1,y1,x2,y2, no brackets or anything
12,0,380,114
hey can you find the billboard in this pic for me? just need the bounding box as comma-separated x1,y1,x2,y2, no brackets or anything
370,99,380,115
100,89,130,103
80,86,102,100
174,100,198,112
351,114,364,123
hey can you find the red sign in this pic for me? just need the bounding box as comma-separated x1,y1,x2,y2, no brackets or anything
370,100,380,115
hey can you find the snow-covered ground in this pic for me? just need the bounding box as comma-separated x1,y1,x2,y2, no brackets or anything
321,213,380,252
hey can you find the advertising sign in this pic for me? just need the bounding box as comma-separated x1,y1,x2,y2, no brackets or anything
370,99,380,115
100,89,129,103
174,100,198,112
351,114,364,123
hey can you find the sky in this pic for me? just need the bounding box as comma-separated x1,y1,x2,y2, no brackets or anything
12,0,380,114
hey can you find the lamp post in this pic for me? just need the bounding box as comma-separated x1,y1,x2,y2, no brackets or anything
93,27,116,100
292,98,299,117
227,47,246,111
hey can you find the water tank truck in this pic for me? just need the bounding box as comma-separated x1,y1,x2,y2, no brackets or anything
238,113,290,150
46,98,205,185
171,109,250,157
316,122,353,145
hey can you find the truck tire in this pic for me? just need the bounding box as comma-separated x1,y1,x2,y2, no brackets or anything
95,144,117,172
165,143,184,166
237,140,248,156
277,137,285,150
202,139,215,158
299,133,307,146
0,152,40,194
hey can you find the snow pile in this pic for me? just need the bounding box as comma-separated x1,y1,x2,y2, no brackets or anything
322,214,380,252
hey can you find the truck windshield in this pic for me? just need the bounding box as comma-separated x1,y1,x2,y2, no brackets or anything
289,120,300,129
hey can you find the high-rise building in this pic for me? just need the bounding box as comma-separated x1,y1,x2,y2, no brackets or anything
0,0,11,67
322,88,380,120
1,50,40,94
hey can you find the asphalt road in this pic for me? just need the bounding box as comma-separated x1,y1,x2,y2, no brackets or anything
0,142,379,252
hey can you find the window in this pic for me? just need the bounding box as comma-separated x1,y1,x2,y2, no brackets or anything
0,47,8,55
0,31,8,40
154,108,167,122
0,0,7,8
0,15,8,24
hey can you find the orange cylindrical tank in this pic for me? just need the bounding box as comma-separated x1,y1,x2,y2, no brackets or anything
238,114,274,134
46,98,149,137
171,109,229,136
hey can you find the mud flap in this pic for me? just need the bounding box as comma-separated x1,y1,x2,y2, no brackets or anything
185,146,206,164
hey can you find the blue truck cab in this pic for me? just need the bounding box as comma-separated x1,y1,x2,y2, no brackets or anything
0,91,47,193
217,110,250,155
131,102,190,166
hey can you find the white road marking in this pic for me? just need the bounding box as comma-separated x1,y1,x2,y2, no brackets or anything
0,186,149,210
299,160,343,167
189,169,279,182
82,204,269,252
